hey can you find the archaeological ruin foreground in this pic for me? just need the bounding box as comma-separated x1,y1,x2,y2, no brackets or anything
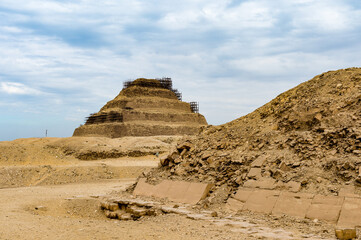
73,78,207,138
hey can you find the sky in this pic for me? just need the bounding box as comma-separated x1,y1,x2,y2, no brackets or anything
0,0,361,141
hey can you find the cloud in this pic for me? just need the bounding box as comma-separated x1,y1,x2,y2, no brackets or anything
0,0,361,140
0,82,44,95
289,1,361,33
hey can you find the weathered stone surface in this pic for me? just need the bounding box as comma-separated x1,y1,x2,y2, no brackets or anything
335,228,357,240
243,190,280,214
306,195,344,223
166,181,191,203
108,203,120,211
339,185,359,198
233,187,254,203
251,156,267,168
272,192,313,218
152,180,173,198
284,181,301,192
133,178,155,197
183,182,213,204
119,212,132,221
247,168,262,179
133,179,213,204
243,178,276,190
226,198,245,211
337,197,361,227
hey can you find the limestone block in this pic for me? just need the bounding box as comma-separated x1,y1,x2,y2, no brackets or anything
108,203,120,211
272,192,314,218
133,179,213,205
183,182,213,204
306,195,344,223
233,187,254,203
339,185,359,198
152,180,173,199
100,201,110,210
133,178,155,197
226,197,245,211
243,178,276,190
284,181,301,192
335,228,357,240
337,197,361,227
166,181,191,203
119,212,132,221
251,156,267,168
247,168,262,179
243,189,280,214
279,161,290,171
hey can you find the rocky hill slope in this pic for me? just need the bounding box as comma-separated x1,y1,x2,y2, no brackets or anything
148,68,361,196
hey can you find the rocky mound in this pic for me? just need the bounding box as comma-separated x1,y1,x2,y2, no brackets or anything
0,136,181,165
73,78,207,138
147,68,361,196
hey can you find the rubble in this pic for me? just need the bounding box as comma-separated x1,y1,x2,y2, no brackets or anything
145,68,361,198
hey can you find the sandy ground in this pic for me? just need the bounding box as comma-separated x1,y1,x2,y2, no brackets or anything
0,137,338,239
0,179,252,240
0,179,336,240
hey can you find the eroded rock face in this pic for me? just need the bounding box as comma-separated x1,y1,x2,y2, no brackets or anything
73,78,207,138
147,68,361,196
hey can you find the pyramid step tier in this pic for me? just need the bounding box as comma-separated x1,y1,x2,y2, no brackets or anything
101,98,192,113
73,122,204,138
85,110,206,125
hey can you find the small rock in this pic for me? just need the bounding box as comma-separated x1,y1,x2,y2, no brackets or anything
34,206,47,211
119,213,132,221
108,203,119,211
279,161,290,171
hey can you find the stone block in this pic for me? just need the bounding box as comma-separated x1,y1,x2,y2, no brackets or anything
339,186,359,198
337,197,361,227
233,187,254,203
166,181,191,203
247,168,262,179
335,228,357,240
108,203,120,211
306,195,344,223
133,178,155,197
279,161,290,171
119,212,132,221
284,181,301,192
183,182,213,204
243,178,276,189
152,180,173,198
243,189,280,214
133,179,213,205
251,156,267,168
226,197,245,211
272,192,313,218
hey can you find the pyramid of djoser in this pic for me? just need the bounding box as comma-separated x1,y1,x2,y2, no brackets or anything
73,78,207,138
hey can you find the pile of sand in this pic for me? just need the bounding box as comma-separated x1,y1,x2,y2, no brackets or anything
148,68,361,196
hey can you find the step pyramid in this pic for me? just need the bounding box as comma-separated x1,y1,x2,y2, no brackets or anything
73,78,208,138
